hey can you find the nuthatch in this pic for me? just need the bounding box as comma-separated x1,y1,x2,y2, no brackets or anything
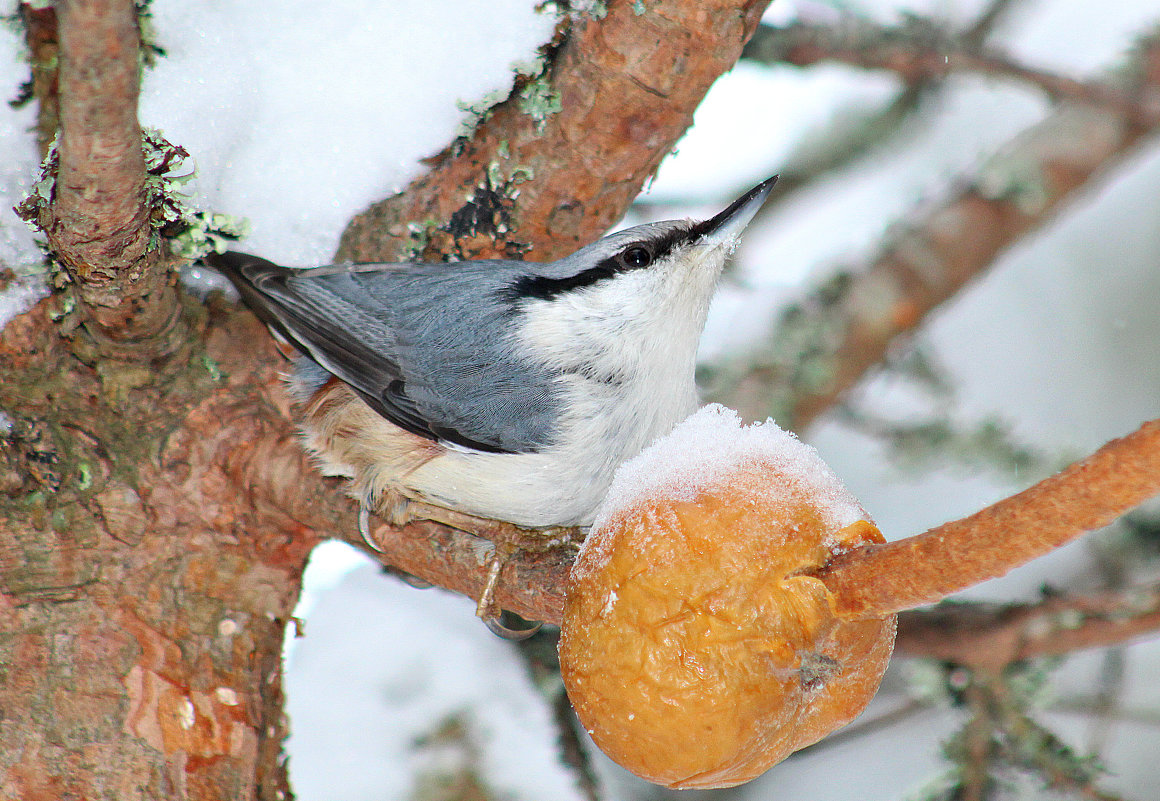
207,176,776,634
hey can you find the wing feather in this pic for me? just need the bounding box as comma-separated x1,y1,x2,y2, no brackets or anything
206,251,557,453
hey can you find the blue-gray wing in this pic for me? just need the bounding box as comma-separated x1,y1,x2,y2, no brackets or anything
206,251,560,453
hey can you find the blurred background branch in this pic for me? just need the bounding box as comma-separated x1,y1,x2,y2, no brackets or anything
702,20,1160,431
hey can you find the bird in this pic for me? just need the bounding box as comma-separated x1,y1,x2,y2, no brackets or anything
206,175,776,635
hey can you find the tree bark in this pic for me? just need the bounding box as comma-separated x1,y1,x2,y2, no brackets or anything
0,302,312,800
46,0,183,353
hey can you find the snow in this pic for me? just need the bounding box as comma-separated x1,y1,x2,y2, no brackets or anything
588,403,866,542
3,0,1160,799
0,16,47,323
285,554,584,801
136,0,557,266
0,272,47,330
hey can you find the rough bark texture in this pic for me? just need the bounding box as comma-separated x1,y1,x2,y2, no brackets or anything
1,302,313,800
46,0,182,353
365,519,572,624
336,0,772,264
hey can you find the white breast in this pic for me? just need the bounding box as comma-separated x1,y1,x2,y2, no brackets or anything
403,268,710,527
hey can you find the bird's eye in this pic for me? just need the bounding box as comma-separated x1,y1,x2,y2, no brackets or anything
620,246,653,269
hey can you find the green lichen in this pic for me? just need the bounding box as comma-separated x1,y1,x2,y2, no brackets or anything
517,75,562,133
454,48,558,139
535,0,606,19
196,353,224,383
15,127,251,291
454,87,510,138
485,159,534,189
142,131,195,246
75,461,93,491
511,53,547,79
976,152,1050,214
401,161,535,262
134,0,167,67
170,211,251,261
400,218,444,260
138,129,251,259
48,293,75,322
586,1,609,19
13,133,59,232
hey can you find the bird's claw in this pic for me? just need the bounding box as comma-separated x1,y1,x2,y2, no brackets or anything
483,611,544,640
358,500,382,552
362,494,581,639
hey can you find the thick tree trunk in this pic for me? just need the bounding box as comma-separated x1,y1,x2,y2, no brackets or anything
1,302,314,799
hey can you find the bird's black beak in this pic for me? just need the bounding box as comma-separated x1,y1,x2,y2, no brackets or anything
695,175,778,244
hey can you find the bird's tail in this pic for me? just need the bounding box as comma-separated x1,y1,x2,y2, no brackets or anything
201,250,294,335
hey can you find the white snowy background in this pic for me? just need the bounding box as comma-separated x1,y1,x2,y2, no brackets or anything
2,0,1159,799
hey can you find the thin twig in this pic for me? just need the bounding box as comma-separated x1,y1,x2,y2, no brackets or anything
962,677,997,801
962,0,1024,48
954,49,1157,124
895,582,1160,667
1086,649,1127,754
745,18,1158,125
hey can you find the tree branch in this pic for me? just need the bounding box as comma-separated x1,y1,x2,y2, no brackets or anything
709,26,1160,430
14,2,60,156
815,419,1160,618
345,420,1160,633
43,0,181,354
336,0,772,264
745,18,1159,124
894,583,1160,669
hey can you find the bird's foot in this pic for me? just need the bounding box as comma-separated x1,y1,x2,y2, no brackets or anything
367,494,582,639
472,524,580,639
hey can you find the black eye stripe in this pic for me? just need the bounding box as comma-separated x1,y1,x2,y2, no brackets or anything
504,263,620,302
501,223,701,302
